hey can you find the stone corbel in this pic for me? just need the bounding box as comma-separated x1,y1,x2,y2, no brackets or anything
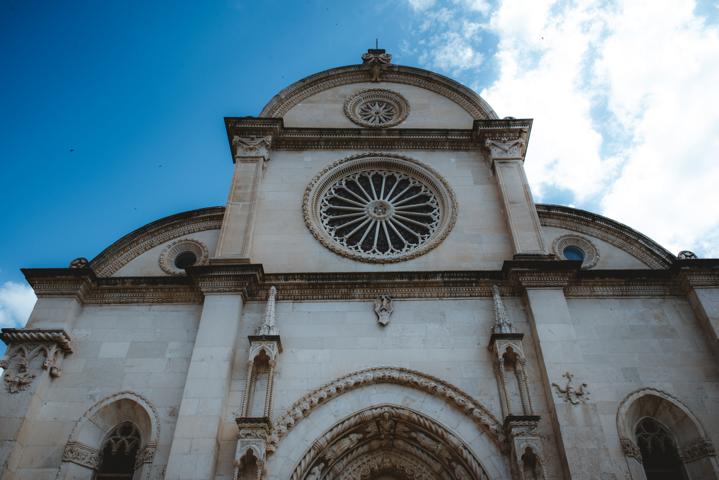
233,135,272,163
0,328,73,393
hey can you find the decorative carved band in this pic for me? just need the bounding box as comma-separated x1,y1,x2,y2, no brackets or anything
681,438,716,463
1,328,73,353
269,366,504,452
62,441,100,470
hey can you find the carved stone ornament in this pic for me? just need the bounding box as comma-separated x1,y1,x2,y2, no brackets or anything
257,286,279,336
620,437,642,461
551,371,589,405
269,366,504,452
69,257,89,268
373,295,393,326
290,405,490,480
62,441,101,470
158,238,209,276
234,420,270,480
680,437,716,463
491,284,512,334
361,48,392,82
0,328,73,394
233,135,272,160
303,153,458,263
552,234,600,269
678,250,698,260
344,89,409,128
134,443,157,470
485,137,525,160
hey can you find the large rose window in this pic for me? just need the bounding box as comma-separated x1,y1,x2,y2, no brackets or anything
303,154,457,262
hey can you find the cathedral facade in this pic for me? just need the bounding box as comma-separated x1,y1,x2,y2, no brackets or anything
1,49,718,480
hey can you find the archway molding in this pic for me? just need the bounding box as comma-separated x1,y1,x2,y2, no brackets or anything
616,387,718,479
291,404,491,480
269,366,504,451
58,391,160,480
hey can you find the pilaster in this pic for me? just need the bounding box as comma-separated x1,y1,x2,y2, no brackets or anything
165,263,262,480
476,120,547,257
215,136,272,260
677,260,719,358
509,261,610,479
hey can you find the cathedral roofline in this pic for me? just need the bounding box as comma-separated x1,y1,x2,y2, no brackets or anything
257,57,499,120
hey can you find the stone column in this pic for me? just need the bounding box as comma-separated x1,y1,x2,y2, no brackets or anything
0,267,87,478
678,263,719,358
215,136,271,260
478,120,547,258
165,263,262,480
513,266,610,479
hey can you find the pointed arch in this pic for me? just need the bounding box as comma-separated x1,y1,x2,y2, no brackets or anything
59,391,160,479
290,404,491,480
616,388,718,479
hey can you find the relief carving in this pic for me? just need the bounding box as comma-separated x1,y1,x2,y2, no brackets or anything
62,441,100,470
485,137,525,160
552,372,589,405
0,329,73,394
373,295,393,326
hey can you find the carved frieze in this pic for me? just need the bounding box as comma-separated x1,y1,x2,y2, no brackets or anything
484,138,525,160
62,441,100,470
681,437,716,463
0,329,73,394
233,135,272,161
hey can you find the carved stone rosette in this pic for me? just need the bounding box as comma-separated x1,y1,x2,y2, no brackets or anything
0,328,73,394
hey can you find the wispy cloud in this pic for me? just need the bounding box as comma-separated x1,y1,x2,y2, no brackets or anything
405,0,719,257
0,281,36,329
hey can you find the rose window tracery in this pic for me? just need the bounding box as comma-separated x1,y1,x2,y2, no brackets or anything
344,89,409,128
304,154,457,263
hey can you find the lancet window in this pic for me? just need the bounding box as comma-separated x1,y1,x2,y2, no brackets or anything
95,422,141,480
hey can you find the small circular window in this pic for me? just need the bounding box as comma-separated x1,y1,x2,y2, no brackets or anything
304,153,457,263
553,234,599,269
343,89,410,128
159,239,209,275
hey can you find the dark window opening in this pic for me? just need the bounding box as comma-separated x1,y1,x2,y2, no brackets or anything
95,422,141,480
174,251,197,270
636,417,687,480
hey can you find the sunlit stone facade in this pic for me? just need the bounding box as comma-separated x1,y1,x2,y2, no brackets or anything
1,49,718,480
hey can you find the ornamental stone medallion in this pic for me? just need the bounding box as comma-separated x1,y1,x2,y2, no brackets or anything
343,89,410,128
303,153,457,263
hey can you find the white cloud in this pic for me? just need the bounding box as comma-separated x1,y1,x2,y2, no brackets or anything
407,0,719,257
0,281,36,329
408,0,437,11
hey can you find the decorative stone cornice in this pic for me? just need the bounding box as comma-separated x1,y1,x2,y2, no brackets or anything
225,117,482,152
21,265,710,304
186,262,264,297
676,264,719,290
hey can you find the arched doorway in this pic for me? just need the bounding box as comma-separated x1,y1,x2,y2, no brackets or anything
292,405,490,480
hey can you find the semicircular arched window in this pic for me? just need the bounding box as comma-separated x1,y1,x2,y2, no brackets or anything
635,417,688,480
96,422,141,480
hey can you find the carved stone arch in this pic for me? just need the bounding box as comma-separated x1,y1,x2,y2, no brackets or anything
59,391,160,480
269,367,504,451
616,387,718,479
291,404,491,480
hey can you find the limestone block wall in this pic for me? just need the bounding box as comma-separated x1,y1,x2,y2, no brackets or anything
5,304,201,479
559,296,719,478
213,297,565,480
250,150,512,273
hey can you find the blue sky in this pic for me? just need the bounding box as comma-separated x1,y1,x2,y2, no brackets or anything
2,0,719,331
